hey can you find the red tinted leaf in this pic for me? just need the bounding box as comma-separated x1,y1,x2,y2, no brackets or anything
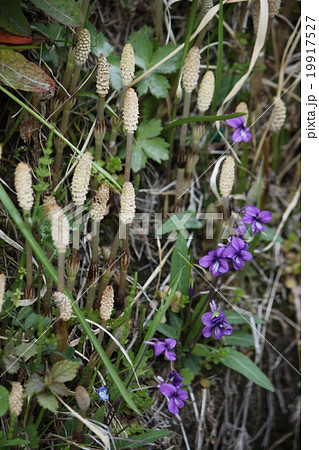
0,49,54,92
0,32,33,45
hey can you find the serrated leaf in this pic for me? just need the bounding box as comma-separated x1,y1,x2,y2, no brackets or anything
29,0,83,27
48,381,71,396
128,26,153,70
0,386,9,417
25,424,40,449
51,360,80,382
156,211,203,236
15,342,38,361
180,367,195,386
131,143,147,172
170,233,189,296
136,75,149,97
137,119,162,140
3,354,19,374
0,49,55,92
140,137,169,164
220,348,275,392
25,374,45,395
0,0,31,37
148,73,170,99
223,331,254,347
37,393,59,414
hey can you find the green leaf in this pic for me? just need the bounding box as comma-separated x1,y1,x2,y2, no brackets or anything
148,73,170,98
114,430,171,449
180,367,195,386
149,322,177,339
15,342,38,360
0,386,9,417
51,360,80,383
3,354,19,374
184,294,207,346
170,233,189,296
131,143,147,172
156,211,203,236
48,381,71,396
25,374,45,395
220,348,275,392
108,54,122,91
140,137,169,163
0,0,31,37
259,225,284,243
37,393,59,414
128,26,153,70
224,310,264,325
29,0,83,27
86,23,113,57
191,343,214,357
25,424,40,449
223,331,255,347
0,49,55,92
137,118,162,140
183,355,201,376
149,42,180,74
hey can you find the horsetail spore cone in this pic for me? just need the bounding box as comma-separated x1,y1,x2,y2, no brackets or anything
91,183,110,223
269,98,286,133
53,292,73,321
96,54,110,97
123,88,139,134
71,152,93,206
100,285,114,321
120,43,135,86
75,28,91,66
197,71,215,113
14,162,34,212
120,182,136,225
235,102,249,126
182,46,201,93
8,382,23,417
219,156,235,198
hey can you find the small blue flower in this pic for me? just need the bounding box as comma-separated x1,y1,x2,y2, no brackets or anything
97,386,109,402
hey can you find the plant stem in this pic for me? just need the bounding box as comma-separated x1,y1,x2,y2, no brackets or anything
73,205,83,254
124,133,134,182
58,251,65,292
117,85,129,111
154,0,164,45
179,91,191,150
210,0,224,117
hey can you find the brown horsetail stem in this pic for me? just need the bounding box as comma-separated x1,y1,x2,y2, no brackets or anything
14,162,34,298
123,88,139,182
53,292,72,362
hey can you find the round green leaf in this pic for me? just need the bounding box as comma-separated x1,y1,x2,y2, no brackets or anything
0,386,9,417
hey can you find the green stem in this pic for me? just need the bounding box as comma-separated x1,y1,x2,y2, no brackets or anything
210,0,224,117
34,408,45,430
8,413,15,441
164,112,243,132
61,48,75,93
180,91,192,150
69,63,82,95
118,85,129,111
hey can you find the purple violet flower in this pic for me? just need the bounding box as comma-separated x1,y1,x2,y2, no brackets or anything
224,236,253,270
241,205,272,235
159,382,188,415
168,370,184,388
199,247,229,277
201,301,233,339
226,116,252,143
144,338,177,361
97,386,109,402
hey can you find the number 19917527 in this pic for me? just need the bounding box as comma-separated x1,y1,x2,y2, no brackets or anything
306,16,316,77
